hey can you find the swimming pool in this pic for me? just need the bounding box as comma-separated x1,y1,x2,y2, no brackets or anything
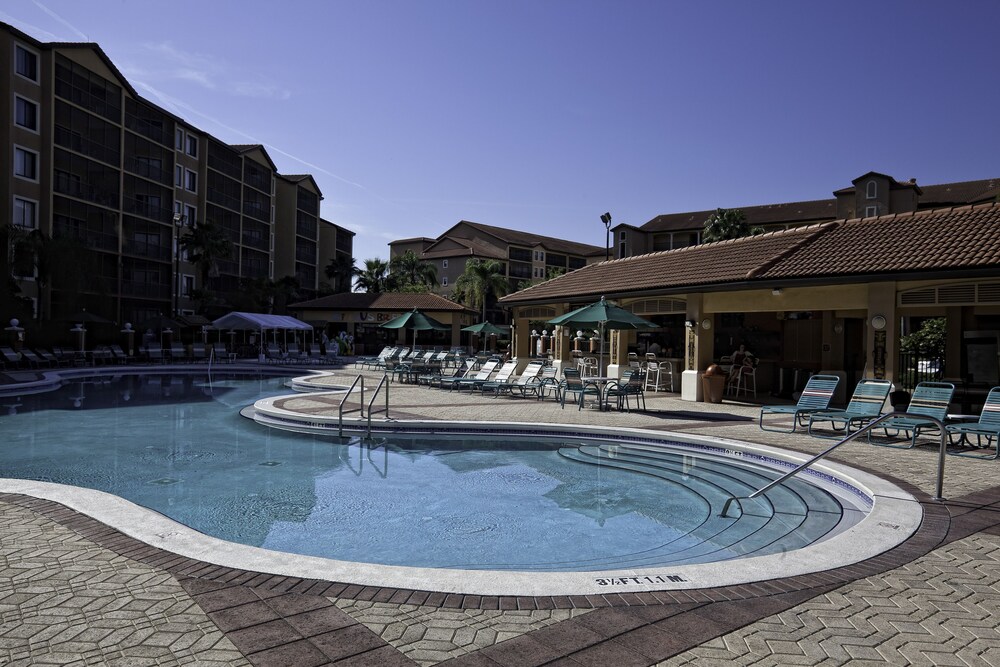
0,372,921,595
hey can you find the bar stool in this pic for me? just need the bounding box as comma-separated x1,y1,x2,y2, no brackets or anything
645,360,675,392
580,356,598,378
731,365,757,398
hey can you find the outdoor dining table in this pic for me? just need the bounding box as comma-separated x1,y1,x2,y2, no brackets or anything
581,376,621,411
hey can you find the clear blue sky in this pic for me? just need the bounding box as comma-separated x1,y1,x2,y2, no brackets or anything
5,1,998,263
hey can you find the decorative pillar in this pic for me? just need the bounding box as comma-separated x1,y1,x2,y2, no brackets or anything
121,322,135,357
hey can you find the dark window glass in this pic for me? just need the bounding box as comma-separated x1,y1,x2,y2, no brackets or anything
15,97,38,130
15,45,37,81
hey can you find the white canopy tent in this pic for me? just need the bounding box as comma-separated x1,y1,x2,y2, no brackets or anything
211,312,314,359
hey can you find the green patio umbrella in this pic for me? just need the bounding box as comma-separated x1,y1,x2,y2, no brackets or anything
380,308,450,348
461,321,508,353
547,296,658,373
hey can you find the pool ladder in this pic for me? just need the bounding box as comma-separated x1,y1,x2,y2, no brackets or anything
720,411,949,518
337,374,390,437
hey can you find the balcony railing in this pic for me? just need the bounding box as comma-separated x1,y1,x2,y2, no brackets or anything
52,225,119,253
54,126,120,166
54,175,119,208
124,157,172,186
123,197,173,224
123,240,171,261
121,280,170,299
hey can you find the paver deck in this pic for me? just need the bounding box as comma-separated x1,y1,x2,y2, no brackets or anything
3,363,1000,665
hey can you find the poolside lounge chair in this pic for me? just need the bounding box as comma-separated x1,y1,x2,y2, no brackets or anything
355,346,390,369
108,344,131,364
265,343,284,364
170,342,188,362
807,379,893,439
868,381,955,449
18,348,50,368
1,346,22,369
560,368,603,410
459,360,516,391
946,387,1000,459
481,361,542,397
604,370,647,412
145,344,165,363
515,365,559,400
372,348,405,370
36,348,72,367
422,358,476,387
212,342,230,362
759,374,840,432
190,342,207,362
442,359,498,391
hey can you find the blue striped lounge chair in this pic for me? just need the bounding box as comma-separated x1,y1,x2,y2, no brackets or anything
868,381,954,449
459,360,516,392
440,359,498,391
759,374,840,432
946,386,1000,459
807,379,892,439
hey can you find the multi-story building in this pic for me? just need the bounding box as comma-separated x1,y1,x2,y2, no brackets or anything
389,220,604,322
0,22,353,330
615,172,1000,258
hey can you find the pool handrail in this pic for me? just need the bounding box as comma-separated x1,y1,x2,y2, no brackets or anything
367,373,389,437
338,374,365,437
720,411,948,518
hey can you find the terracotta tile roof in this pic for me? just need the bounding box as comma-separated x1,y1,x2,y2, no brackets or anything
641,176,999,234
290,292,474,313
420,237,507,260
763,203,1000,279
458,221,606,257
501,203,1000,304
918,178,1000,207
640,199,839,233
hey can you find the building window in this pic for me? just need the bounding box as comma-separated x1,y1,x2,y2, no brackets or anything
184,204,197,226
175,128,184,150
14,44,38,82
181,274,195,298
618,230,627,258
175,165,183,187
866,180,877,199
14,146,38,181
865,205,878,218
185,169,198,193
186,134,198,158
441,276,448,286
442,259,448,269
13,197,37,229
14,96,38,131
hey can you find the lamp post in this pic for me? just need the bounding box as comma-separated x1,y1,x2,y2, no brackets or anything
600,212,612,261
172,213,186,316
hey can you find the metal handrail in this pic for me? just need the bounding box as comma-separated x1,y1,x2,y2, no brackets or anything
720,411,949,518
338,374,364,437
367,374,389,437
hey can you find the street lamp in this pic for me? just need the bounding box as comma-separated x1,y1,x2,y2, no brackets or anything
172,213,186,316
600,212,612,261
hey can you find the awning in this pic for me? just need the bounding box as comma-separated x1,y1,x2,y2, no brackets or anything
211,312,313,331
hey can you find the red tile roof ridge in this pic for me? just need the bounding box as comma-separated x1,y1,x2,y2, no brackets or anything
745,223,840,279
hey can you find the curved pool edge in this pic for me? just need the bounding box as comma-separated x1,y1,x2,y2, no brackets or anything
0,401,924,598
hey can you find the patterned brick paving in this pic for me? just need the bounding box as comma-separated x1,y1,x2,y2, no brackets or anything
5,364,1000,665
661,533,1000,666
0,502,248,667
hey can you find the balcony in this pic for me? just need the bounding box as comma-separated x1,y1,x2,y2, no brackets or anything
123,197,173,224
54,174,119,208
124,157,172,187
121,280,170,299
52,224,119,253
54,126,120,166
123,240,171,261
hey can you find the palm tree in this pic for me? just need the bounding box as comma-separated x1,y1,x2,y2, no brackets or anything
324,254,357,293
354,258,390,293
180,221,233,289
454,258,509,321
388,250,437,291
702,208,763,243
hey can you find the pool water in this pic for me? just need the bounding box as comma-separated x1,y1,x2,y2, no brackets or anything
0,374,865,571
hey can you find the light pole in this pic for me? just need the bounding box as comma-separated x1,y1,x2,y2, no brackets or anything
600,212,612,261
172,213,185,316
